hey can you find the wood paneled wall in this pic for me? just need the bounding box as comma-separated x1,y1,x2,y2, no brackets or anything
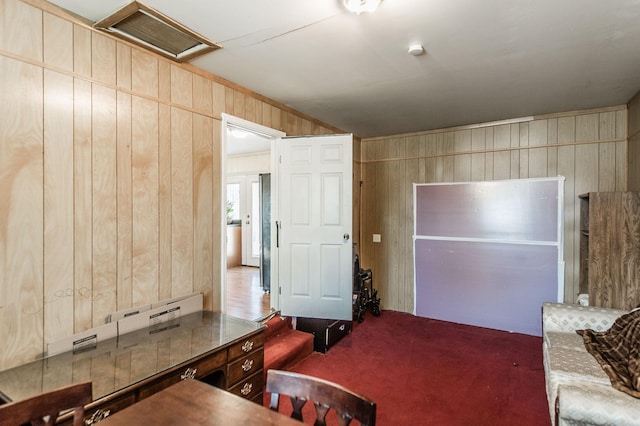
0,0,345,370
359,108,628,314
628,91,640,191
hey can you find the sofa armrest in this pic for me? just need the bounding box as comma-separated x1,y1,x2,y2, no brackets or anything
542,302,627,334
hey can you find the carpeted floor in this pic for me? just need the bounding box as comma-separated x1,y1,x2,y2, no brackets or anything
273,310,550,426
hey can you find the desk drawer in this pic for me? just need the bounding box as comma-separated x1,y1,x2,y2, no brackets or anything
227,347,264,385
138,350,227,399
227,370,263,401
228,332,264,361
73,393,136,426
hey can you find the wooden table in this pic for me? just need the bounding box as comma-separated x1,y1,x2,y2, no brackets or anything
99,379,300,425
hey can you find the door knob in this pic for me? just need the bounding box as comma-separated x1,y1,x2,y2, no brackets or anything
343,233,350,241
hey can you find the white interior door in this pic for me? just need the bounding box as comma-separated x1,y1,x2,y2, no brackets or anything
243,175,260,267
228,175,260,267
277,134,353,320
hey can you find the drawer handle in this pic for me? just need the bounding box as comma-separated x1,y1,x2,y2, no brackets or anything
240,382,253,396
242,359,254,372
181,367,197,380
85,408,111,425
241,340,254,353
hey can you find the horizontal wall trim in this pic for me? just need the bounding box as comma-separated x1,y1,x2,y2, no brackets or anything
361,136,627,164
413,235,560,247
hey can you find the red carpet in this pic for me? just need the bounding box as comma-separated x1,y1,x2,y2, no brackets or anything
267,310,549,426
262,314,315,383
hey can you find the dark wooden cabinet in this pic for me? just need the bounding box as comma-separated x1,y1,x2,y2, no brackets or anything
0,312,265,425
296,318,352,353
579,192,640,310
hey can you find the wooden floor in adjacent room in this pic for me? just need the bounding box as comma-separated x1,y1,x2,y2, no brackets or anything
226,266,271,321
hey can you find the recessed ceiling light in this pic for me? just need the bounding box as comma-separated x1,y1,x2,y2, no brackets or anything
408,44,425,56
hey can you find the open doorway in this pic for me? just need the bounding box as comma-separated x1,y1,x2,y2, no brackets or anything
221,114,284,321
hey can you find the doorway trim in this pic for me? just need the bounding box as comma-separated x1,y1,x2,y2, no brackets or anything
221,113,285,315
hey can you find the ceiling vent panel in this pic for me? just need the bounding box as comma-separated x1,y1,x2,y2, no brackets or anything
94,1,221,62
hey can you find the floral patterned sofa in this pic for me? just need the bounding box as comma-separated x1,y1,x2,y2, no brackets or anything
542,302,640,426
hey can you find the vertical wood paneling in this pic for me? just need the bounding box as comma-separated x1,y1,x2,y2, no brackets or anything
360,107,628,312
73,25,91,78
158,104,172,301
272,107,283,131
224,87,234,114
547,119,558,176
387,140,402,311
210,119,222,312
442,133,455,182
519,123,529,178
158,60,171,103
212,82,226,118
43,70,74,343
234,91,246,118
116,44,132,90
493,124,510,180
91,32,116,86
171,66,193,109
529,120,548,178
117,92,132,309
132,96,159,305
193,114,214,308
510,124,520,178
73,78,92,331
0,57,44,367
171,108,194,296
471,128,486,181
245,96,256,123
404,137,420,312
92,84,118,326
132,50,158,99
43,12,72,71
598,142,616,191
0,0,42,61
454,130,471,182
193,75,213,115
484,128,494,180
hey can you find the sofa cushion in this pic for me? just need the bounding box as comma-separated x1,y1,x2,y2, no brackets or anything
557,383,640,426
544,346,611,422
546,345,610,384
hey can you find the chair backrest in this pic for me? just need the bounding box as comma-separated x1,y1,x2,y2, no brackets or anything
266,370,376,426
0,381,92,426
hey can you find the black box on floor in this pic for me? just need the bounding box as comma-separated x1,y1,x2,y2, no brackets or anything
295,318,352,353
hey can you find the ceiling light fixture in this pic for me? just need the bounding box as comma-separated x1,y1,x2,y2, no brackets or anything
343,0,382,14
408,44,425,56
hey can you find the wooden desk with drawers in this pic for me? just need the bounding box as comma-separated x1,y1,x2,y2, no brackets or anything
0,311,264,424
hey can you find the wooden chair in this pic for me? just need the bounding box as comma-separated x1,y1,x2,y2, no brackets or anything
266,369,376,426
0,381,92,426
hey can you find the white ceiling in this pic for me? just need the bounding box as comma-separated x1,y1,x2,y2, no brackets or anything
46,0,640,139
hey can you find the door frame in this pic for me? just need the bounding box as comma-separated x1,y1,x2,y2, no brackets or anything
220,113,285,314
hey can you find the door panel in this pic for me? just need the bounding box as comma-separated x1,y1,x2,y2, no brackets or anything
227,175,260,267
278,134,353,321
